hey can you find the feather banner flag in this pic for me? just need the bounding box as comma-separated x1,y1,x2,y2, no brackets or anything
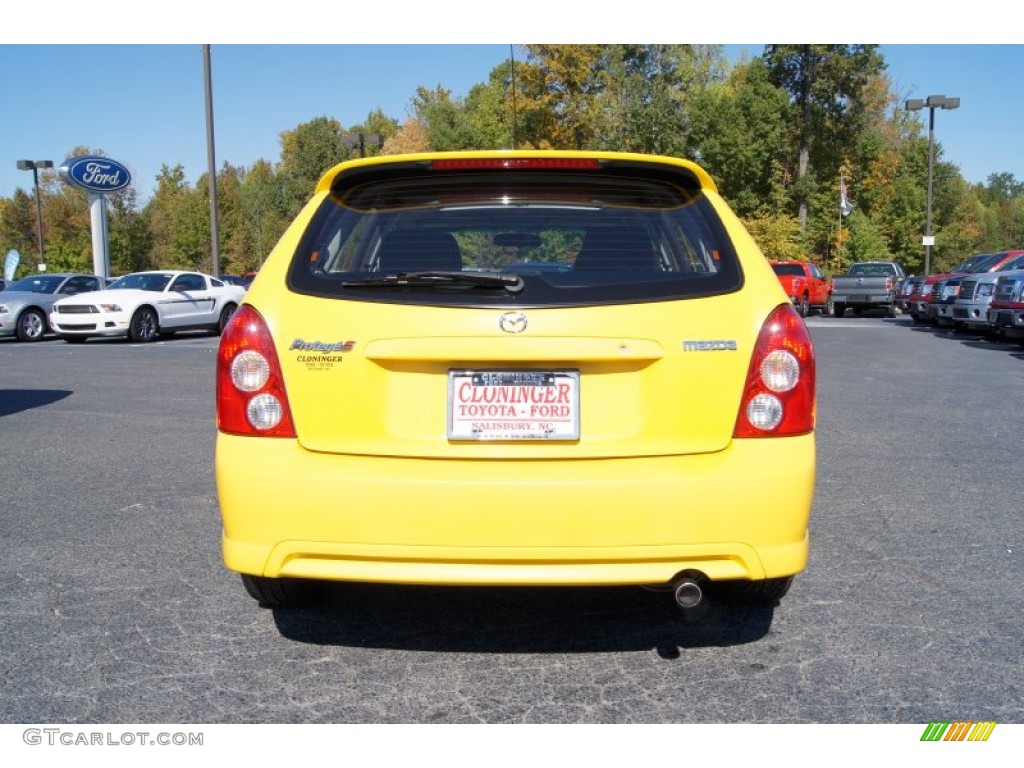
840,177,854,216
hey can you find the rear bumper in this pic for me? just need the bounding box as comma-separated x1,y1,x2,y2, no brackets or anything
216,434,815,586
832,293,893,307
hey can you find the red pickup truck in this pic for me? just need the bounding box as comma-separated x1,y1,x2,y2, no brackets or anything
769,261,833,317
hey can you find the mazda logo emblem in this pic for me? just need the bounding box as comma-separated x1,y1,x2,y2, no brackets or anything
499,311,528,334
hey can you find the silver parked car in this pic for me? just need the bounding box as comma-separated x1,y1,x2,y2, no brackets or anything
0,273,105,341
953,252,1024,334
988,273,1024,340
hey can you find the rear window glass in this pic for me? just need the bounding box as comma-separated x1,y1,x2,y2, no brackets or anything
771,264,805,277
287,164,743,307
847,263,898,277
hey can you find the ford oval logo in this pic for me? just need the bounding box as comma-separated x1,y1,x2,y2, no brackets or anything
60,155,132,193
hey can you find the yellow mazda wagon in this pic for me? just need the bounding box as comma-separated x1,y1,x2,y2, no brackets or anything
215,150,816,614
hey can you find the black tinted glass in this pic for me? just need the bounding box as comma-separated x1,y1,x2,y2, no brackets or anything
287,166,743,307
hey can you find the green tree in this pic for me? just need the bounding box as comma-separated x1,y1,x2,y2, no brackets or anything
0,190,39,277
237,159,290,267
686,58,791,217
763,45,885,233
841,209,891,266
594,44,725,156
146,164,210,270
411,86,478,151
516,44,607,148
465,61,516,149
107,186,152,275
278,117,352,215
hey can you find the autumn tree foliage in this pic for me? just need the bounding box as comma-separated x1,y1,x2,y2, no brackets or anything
2,45,1022,280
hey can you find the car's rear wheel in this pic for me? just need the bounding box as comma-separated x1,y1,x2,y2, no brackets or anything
833,302,846,318
16,308,47,342
128,307,158,343
886,304,898,318
712,576,794,604
798,294,809,317
240,574,318,608
823,295,834,316
215,303,237,335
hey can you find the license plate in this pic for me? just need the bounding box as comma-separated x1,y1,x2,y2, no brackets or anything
448,370,580,441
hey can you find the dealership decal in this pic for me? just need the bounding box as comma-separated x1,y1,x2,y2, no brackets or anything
290,339,355,370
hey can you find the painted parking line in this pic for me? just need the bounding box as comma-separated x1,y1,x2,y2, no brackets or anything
805,319,913,329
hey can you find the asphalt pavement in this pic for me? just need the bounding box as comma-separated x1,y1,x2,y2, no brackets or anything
0,318,1021,726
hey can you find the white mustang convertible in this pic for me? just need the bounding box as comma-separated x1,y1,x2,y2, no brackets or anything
50,270,246,343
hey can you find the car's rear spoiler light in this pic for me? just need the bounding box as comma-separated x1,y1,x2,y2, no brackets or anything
430,158,601,171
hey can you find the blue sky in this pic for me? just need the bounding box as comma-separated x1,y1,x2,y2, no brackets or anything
1,6,1018,205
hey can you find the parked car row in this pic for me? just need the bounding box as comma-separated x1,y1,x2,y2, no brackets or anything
899,250,1024,338
766,254,1024,339
0,270,247,343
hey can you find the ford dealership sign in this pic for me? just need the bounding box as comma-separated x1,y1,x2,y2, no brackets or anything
60,155,131,193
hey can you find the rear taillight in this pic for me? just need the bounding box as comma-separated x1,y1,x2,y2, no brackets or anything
733,304,816,438
217,305,296,437
885,277,893,291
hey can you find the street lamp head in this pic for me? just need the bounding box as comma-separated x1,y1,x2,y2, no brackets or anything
905,98,925,111
16,159,53,171
925,94,960,110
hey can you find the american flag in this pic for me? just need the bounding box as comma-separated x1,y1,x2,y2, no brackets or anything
840,177,854,216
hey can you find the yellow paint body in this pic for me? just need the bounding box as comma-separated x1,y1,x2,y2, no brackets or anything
216,150,815,587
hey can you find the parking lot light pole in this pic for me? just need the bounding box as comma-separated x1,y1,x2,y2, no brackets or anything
16,159,54,271
905,95,960,277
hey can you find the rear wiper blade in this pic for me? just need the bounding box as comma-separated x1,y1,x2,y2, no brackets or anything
342,271,525,294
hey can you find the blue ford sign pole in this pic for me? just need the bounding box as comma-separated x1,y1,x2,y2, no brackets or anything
59,155,132,280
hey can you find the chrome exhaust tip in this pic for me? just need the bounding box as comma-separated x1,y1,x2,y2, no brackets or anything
673,578,704,610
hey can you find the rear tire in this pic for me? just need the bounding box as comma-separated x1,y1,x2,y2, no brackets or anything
798,294,809,317
215,303,237,335
833,302,846,318
886,305,898,318
240,574,318,608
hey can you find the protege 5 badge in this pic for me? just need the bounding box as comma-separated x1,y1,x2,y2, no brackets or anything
290,339,355,370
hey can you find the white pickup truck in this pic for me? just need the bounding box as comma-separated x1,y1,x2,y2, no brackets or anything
831,261,906,318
